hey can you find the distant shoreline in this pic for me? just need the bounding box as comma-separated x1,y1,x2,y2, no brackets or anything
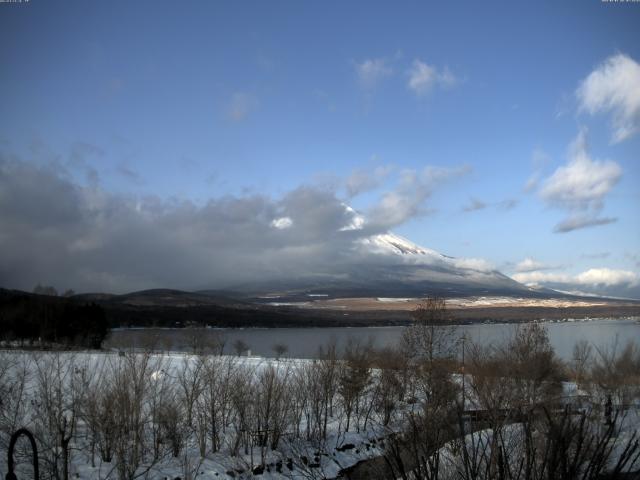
108,307,640,330
110,316,640,331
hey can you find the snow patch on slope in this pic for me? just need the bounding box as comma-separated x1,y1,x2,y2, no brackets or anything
360,232,444,257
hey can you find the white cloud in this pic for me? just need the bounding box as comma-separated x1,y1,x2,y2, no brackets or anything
367,164,471,229
516,257,549,273
512,252,638,297
408,60,436,94
453,257,494,272
524,148,551,193
270,217,293,229
339,205,365,231
512,271,571,285
462,197,517,213
497,198,518,210
407,60,458,96
524,173,540,193
355,58,392,89
577,53,640,143
228,92,257,121
538,128,621,233
552,215,617,233
581,252,610,260
345,165,393,198
540,130,620,207
513,268,638,288
574,268,638,287
462,198,487,212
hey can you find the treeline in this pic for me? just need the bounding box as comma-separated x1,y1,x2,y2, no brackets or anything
98,302,412,329
0,289,108,348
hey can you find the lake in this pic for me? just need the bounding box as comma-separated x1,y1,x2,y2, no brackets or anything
107,317,640,360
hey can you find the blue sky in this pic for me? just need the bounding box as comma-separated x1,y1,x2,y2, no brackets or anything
0,1,639,294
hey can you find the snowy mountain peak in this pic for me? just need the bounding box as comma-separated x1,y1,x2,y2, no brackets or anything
360,232,444,257
340,205,445,258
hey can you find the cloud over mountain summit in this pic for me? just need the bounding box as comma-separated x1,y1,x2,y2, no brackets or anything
0,153,482,294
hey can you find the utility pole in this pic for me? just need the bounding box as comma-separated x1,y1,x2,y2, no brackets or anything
461,332,466,412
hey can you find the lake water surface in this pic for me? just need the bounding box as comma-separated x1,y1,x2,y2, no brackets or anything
108,318,640,360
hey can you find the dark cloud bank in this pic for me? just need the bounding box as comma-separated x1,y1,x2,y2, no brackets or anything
0,154,475,294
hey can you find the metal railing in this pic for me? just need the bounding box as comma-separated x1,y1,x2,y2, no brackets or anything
5,429,39,480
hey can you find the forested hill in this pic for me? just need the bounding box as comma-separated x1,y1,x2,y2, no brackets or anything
0,288,108,348
0,288,411,341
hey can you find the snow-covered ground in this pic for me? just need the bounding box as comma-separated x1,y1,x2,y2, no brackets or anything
305,295,623,311
0,351,408,480
1,350,638,479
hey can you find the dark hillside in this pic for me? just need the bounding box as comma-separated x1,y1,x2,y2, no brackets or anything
0,288,108,348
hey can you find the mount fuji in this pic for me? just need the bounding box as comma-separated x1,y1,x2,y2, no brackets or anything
223,230,545,300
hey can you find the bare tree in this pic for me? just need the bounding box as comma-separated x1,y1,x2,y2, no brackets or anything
371,346,408,426
181,330,225,355
146,355,175,461
33,284,58,296
200,355,238,453
273,343,289,360
0,353,31,458
570,339,592,388
591,339,640,404
503,322,564,407
32,353,81,480
450,406,640,480
204,331,227,355
402,297,458,366
254,363,292,459
316,339,339,440
176,355,204,429
337,338,372,433
233,339,250,356
157,393,186,458
401,297,459,411
229,363,256,456
79,357,109,467
108,351,160,480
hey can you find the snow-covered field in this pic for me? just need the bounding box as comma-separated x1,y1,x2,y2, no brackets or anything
303,295,628,311
1,347,638,479
0,350,410,480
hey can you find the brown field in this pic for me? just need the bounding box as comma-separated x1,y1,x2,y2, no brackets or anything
294,295,635,312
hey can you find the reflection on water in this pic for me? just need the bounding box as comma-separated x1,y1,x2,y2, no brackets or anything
108,318,640,360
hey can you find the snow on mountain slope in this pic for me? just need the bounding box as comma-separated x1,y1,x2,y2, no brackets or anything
232,205,541,298
343,206,490,271
360,232,445,257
